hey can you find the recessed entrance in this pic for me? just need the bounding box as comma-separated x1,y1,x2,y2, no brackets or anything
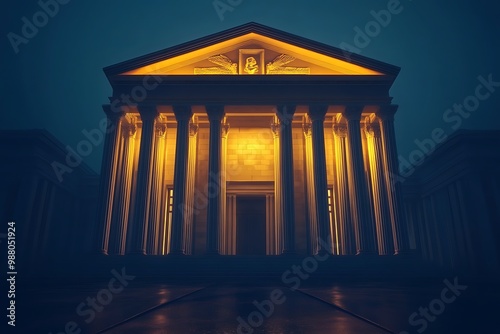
236,196,267,255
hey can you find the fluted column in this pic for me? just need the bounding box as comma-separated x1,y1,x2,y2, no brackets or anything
365,118,394,255
170,105,193,255
97,105,124,255
110,120,137,255
271,118,283,255
220,121,230,255
344,106,377,255
206,105,225,255
276,105,296,254
184,119,199,255
129,105,158,255
308,105,331,253
378,105,410,255
265,194,275,255
227,194,237,255
303,119,318,254
146,119,166,255
333,118,355,255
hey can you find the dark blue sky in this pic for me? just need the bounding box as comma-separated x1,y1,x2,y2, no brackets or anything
2,0,500,172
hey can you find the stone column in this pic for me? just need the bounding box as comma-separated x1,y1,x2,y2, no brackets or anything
333,118,355,255
344,106,377,255
206,105,225,255
110,119,137,255
129,105,158,255
308,105,331,253
378,105,410,255
220,121,230,255
276,105,296,255
271,118,283,255
184,119,199,255
303,119,318,254
227,194,237,255
365,118,394,255
146,119,167,255
170,105,193,255
265,194,275,255
97,105,124,255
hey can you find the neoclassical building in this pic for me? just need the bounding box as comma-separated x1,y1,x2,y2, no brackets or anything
97,23,410,257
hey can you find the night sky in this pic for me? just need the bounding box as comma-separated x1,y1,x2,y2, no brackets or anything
2,0,500,173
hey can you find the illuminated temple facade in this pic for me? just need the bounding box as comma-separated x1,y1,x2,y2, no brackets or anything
97,23,411,256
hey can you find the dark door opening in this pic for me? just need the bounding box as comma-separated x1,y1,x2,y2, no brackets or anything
236,196,266,255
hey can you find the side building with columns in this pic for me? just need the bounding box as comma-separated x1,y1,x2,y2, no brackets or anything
97,22,411,257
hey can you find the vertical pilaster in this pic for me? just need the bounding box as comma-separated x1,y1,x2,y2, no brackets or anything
276,105,296,254
227,194,237,255
378,105,410,255
97,105,124,255
308,105,331,253
206,105,225,255
184,119,199,255
344,106,377,255
129,105,158,255
271,118,283,255
170,105,193,255
303,118,318,254
333,118,355,255
265,194,276,255
365,118,394,255
146,119,166,255
220,120,230,255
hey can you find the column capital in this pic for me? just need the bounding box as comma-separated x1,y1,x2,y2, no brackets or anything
302,119,312,137
190,119,200,137
275,105,296,124
122,122,137,138
155,123,167,137
377,105,398,121
333,122,348,138
205,105,225,122
221,122,230,138
307,105,329,122
173,105,193,121
364,118,381,138
343,105,365,121
271,120,281,138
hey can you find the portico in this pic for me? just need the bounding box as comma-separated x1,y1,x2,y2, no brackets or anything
97,23,409,257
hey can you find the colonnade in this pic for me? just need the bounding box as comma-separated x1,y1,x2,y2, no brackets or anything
97,104,409,256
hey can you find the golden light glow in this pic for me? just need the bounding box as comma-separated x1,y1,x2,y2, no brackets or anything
122,33,382,76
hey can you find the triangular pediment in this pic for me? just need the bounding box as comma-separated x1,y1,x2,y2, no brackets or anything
104,23,399,77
